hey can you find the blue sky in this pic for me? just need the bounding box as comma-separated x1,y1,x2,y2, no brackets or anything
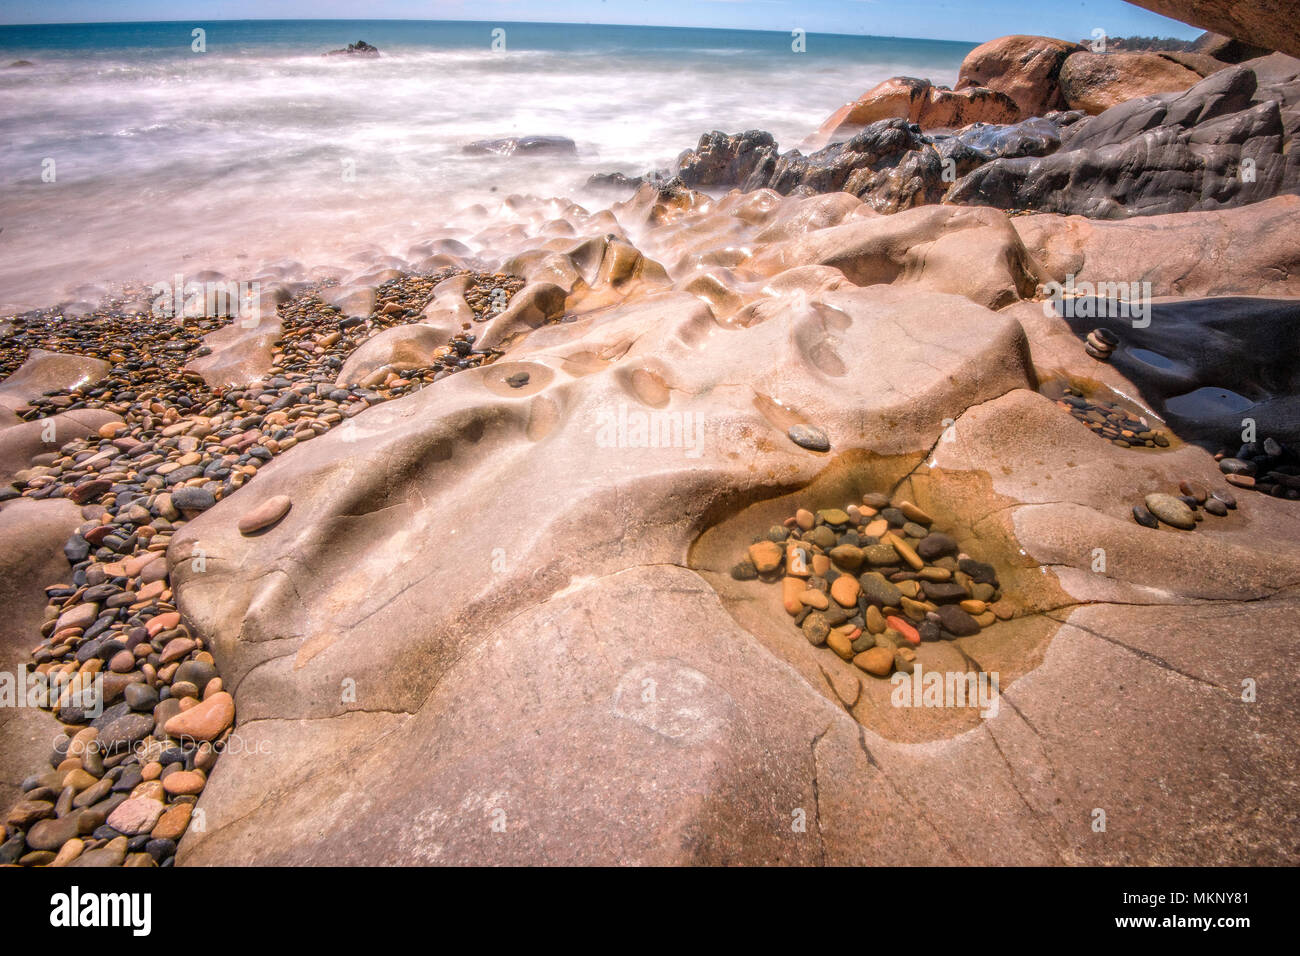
0,1,1203,44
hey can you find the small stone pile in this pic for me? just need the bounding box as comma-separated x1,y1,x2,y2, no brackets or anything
732,493,1010,679
1053,387,1170,449
1134,480,1236,530
1083,327,1118,362
0,269,522,867
1215,437,1300,500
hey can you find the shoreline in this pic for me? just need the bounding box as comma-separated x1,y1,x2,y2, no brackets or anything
3,15,1300,868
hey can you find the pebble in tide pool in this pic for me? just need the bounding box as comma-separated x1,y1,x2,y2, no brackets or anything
1133,480,1237,530
731,493,1010,679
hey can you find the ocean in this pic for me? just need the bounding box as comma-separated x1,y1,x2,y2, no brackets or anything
0,19,974,309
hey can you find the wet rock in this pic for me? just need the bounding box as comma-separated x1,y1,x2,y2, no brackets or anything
237,494,292,534
463,136,577,157
1144,492,1198,529
787,423,830,452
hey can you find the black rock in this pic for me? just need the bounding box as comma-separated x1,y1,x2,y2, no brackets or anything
462,135,577,157
958,557,998,585
916,532,958,560
937,604,982,637
145,838,177,863
1133,504,1160,528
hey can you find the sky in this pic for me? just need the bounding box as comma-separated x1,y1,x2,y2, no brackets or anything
0,0,1203,44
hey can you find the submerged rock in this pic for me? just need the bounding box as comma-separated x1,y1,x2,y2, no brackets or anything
325,40,379,57
462,136,577,157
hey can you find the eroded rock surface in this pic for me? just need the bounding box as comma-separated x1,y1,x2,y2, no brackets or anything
125,186,1300,865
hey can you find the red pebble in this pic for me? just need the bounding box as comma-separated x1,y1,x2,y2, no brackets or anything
886,615,920,645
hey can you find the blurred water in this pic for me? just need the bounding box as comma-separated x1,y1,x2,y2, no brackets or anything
0,19,973,308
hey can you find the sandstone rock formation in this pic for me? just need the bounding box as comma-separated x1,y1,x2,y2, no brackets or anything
56,186,1281,865
1059,50,1216,114
811,77,1020,147
956,35,1085,117
947,59,1300,216
1127,0,1299,60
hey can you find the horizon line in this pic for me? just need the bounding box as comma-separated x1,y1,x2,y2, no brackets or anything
0,15,1100,46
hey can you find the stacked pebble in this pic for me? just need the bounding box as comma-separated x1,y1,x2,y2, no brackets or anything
1215,437,1300,500
731,493,1011,679
1134,480,1237,529
1053,387,1170,449
1083,327,1119,362
0,269,522,867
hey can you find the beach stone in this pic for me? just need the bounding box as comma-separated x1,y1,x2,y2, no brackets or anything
748,540,783,573
97,712,155,753
922,580,969,602
150,802,192,841
858,571,902,607
916,532,958,559
6,799,54,829
172,486,216,513
799,589,829,610
787,424,829,452
68,835,127,867
124,683,159,711
730,560,757,580
853,646,894,677
162,770,206,796
830,575,860,607
1132,504,1159,528
937,604,982,637
896,501,933,525
163,690,234,742
809,527,836,550
893,646,918,674
781,576,804,614
50,839,85,867
106,797,166,836
1204,497,1229,516
26,810,94,851
160,636,196,664
176,660,219,689
886,615,921,645
829,544,864,569
863,543,899,566
801,612,830,646
957,557,997,584
886,534,924,570
864,605,886,633
1144,493,1197,530
826,631,855,661
237,494,292,534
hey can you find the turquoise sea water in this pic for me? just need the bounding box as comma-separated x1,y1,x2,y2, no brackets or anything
0,19,973,306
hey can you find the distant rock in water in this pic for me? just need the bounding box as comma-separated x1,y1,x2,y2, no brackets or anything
325,40,380,57
463,136,577,157
6,60,35,68
586,171,652,191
